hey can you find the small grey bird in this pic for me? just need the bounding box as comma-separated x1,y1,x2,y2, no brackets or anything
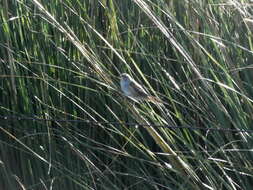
120,73,160,102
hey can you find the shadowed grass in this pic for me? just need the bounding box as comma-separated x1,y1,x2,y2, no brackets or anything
1,0,253,189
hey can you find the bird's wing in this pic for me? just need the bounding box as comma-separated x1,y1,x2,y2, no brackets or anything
129,80,148,98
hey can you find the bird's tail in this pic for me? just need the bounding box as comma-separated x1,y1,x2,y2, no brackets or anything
147,96,169,105
147,96,162,103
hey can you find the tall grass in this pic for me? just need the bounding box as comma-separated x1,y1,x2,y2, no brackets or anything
1,0,253,189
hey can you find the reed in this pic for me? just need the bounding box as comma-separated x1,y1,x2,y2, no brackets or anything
1,0,253,189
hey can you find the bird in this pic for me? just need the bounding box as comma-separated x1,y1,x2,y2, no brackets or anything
120,73,161,103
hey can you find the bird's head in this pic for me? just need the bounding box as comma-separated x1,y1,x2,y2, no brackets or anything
120,73,131,81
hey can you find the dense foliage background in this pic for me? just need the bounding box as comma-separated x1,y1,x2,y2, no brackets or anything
1,0,253,189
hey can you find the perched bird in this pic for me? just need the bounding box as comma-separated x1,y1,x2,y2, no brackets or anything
120,73,160,103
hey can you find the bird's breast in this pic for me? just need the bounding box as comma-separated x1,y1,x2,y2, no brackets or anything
120,80,132,96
